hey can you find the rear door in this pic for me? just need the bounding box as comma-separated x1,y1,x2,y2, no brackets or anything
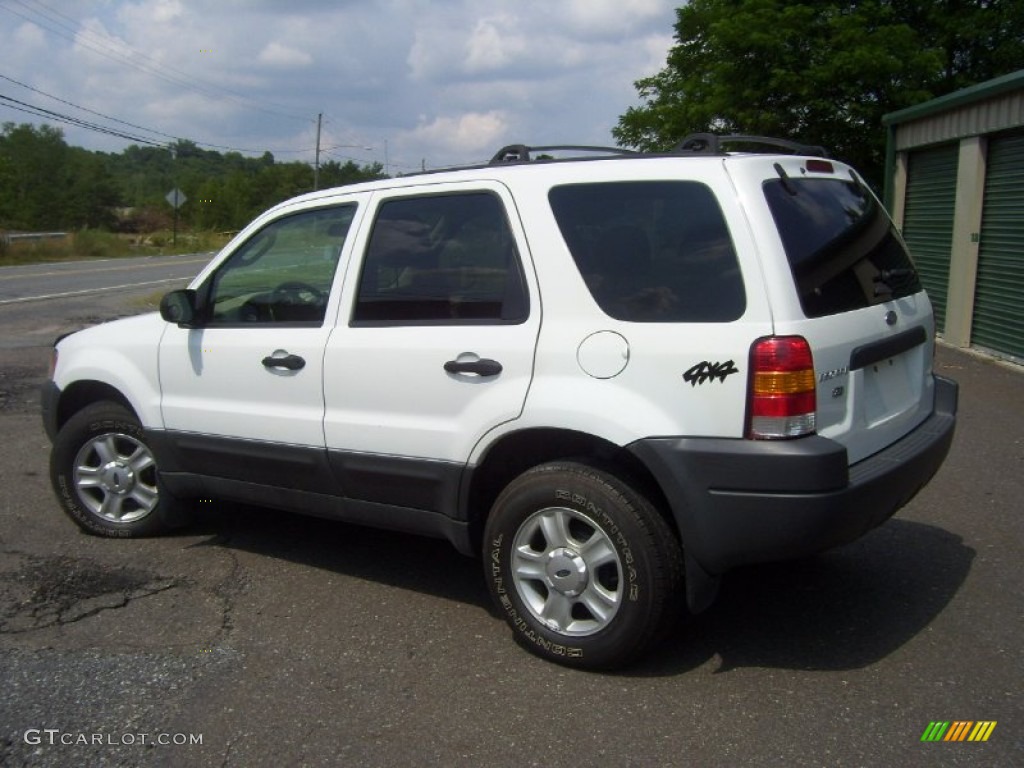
321,182,540,510
730,157,936,463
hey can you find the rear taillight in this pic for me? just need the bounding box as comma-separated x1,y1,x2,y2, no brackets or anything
747,336,816,439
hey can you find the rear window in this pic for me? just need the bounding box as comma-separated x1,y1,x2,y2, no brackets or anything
549,181,745,322
764,178,922,318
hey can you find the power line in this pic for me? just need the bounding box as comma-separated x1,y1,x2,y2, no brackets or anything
0,2,373,161
320,148,374,164
0,72,180,144
0,0,311,124
0,74,315,156
0,93,165,145
8,0,310,122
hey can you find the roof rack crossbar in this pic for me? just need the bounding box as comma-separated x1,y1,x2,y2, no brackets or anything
489,144,638,165
674,133,829,158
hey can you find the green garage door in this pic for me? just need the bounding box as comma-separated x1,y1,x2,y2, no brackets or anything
972,132,1024,360
901,143,959,332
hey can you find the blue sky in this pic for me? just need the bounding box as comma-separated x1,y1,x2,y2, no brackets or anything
0,0,677,173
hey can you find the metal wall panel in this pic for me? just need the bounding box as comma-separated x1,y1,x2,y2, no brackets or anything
972,132,1024,359
895,92,1024,151
902,144,959,331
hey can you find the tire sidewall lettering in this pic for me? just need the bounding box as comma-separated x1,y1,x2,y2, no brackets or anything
484,462,682,669
490,532,584,658
49,402,176,538
554,487,640,603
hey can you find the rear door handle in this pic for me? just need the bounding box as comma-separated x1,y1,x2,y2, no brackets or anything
262,353,306,371
444,358,503,377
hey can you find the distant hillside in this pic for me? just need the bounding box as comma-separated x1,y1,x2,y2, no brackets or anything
0,122,385,232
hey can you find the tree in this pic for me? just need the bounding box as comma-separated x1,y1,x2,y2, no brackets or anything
614,0,1024,188
318,159,386,189
63,147,118,229
0,123,70,229
1,120,386,234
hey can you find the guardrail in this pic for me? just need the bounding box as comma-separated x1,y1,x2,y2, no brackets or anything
1,231,69,245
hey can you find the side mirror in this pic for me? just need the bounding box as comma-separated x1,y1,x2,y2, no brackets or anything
159,289,199,327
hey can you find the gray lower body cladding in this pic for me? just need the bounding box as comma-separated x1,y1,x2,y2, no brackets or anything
628,376,958,575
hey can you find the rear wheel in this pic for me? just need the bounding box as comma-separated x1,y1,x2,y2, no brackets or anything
484,461,683,669
50,402,191,537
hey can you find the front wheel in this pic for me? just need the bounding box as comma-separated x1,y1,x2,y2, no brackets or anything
50,401,191,537
484,461,683,669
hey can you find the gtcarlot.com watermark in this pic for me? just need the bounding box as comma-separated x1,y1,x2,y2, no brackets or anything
24,728,202,747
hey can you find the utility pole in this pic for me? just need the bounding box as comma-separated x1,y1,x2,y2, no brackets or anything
169,144,178,246
314,112,322,190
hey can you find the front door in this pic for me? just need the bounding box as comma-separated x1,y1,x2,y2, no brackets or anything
158,201,363,489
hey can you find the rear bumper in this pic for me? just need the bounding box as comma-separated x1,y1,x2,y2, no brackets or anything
628,375,958,574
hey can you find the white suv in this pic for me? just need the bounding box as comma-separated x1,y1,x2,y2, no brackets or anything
43,136,957,668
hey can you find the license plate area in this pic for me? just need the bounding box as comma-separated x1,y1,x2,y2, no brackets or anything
862,355,915,427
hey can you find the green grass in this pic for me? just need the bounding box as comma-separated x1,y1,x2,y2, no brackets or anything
0,229,232,267
128,289,172,312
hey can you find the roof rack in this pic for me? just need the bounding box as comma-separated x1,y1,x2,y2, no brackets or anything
489,144,638,165
673,133,829,157
482,135,828,168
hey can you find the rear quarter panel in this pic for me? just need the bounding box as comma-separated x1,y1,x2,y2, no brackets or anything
487,160,774,450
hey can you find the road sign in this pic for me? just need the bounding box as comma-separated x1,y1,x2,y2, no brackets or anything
166,188,187,209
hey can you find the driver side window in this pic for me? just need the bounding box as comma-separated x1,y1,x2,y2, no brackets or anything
206,205,356,325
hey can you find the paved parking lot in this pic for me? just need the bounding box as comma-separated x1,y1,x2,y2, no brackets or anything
0,268,1020,767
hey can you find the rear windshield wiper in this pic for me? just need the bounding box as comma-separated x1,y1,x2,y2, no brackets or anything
873,268,915,296
773,163,797,196
874,268,915,282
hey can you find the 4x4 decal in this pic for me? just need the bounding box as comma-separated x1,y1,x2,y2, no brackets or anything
683,360,739,386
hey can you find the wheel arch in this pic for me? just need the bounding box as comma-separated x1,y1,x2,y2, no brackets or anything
461,427,676,554
56,380,137,433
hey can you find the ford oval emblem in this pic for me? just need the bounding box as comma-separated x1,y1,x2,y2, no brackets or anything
885,310,898,326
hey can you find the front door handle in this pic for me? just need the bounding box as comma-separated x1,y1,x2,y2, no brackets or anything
444,358,503,377
262,353,306,371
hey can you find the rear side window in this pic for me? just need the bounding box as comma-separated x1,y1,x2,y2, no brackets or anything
764,178,922,318
352,192,528,325
549,181,745,322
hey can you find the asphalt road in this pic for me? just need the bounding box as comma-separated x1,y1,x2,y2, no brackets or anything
0,253,208,305
0,253,209,352
0,256,1020,767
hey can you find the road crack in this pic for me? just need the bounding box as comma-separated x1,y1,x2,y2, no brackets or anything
0,551,182,634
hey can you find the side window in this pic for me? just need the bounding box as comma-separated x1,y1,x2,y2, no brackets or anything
549,181,745,322
352,192,528,325
205,205,356,325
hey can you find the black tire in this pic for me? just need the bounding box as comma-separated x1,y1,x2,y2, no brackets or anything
483,461,683,669
49,401,192,537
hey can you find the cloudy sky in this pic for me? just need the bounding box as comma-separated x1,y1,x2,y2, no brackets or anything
0,0,677,174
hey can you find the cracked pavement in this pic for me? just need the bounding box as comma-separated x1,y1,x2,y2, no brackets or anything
0,264,1021,767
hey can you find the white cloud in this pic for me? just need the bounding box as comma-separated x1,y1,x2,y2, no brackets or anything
0,0,678,169
14,21,46,49
119,0,185,25
258,41,313,69
409,110,510,156
464,14,527,75
562,0,670,37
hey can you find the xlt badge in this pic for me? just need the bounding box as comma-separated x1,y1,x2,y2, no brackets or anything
818,367,848,383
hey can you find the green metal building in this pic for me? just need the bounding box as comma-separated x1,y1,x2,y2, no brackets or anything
884,70,1024,362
